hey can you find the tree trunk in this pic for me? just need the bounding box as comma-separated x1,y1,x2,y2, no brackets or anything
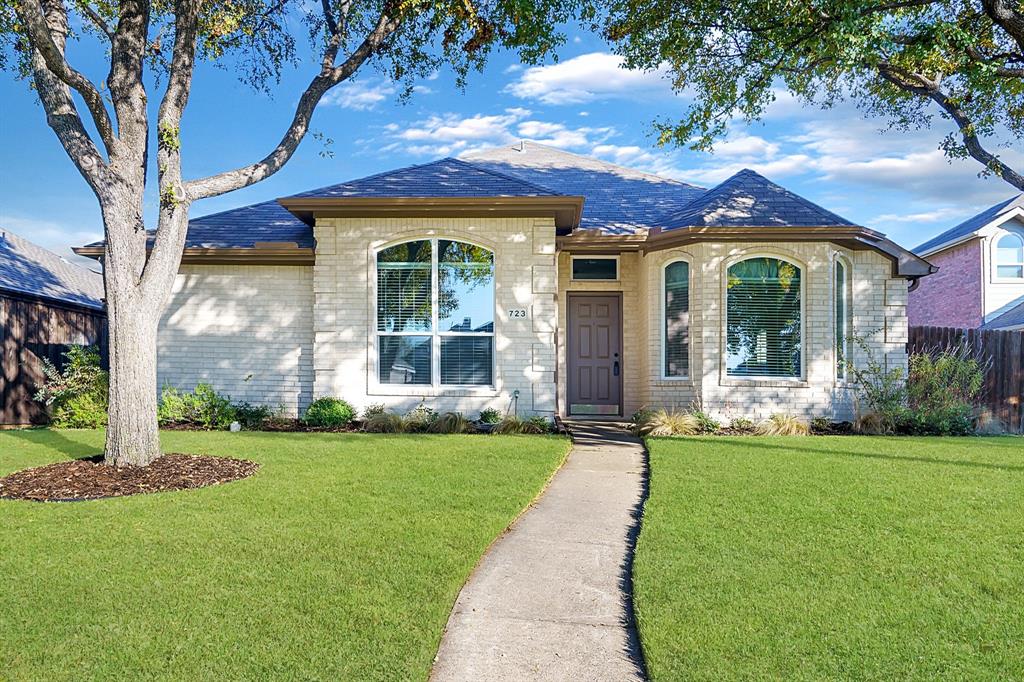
104,291,161,466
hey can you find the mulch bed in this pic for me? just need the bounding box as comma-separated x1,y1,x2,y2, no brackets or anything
0,454,260,502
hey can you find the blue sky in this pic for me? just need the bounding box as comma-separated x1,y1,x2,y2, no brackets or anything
3,28,1022,264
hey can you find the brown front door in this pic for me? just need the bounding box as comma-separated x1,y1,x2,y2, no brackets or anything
567,293,622,416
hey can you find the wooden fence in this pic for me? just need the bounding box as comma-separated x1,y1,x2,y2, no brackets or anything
908,325,1024,433
0,294,107,426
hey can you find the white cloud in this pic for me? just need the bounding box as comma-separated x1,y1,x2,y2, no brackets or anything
320,79,396,110
873,208,968,224
0,214,102,269
506,52,671,105
710,133,780,160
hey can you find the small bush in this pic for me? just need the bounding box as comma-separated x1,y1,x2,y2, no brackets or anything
428,412,476,434
158,383,236,430
302,397,355,429
810,417,831,434
492,416,548,435
478,407,502,424
362,403,386,420
692,410,720,434
634,409,700,437
526,415,553,433
34,345,108,428
363,412,404,433
403,404,438,432
233,402,273,430
755,414,810,436
730,417,755,433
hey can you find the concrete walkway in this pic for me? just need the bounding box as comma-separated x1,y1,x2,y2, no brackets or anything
431,421,648,681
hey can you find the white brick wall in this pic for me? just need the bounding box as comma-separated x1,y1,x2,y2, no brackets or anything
158,265,315,416
313,216,558,418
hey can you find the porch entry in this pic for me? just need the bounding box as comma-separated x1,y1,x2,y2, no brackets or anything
567,293,623,416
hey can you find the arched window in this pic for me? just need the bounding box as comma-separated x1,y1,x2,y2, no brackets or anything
996,233,1024,279
835,259,851,380
663,260,690,377
377,239,494,386
726,257,802,378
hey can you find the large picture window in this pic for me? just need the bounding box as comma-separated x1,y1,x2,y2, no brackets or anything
663,261,690,377
835,259,850,381
377,239,494,386
726,257,802,378
996,233,1024,279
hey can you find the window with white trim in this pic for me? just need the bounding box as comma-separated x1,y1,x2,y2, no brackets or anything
726,257,802,378
663,260,690,377
996,233,1024,279
835,258,851,381
377,239,494,386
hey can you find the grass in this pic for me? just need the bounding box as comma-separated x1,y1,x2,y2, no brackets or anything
634,435,1024,681
0,429,568,681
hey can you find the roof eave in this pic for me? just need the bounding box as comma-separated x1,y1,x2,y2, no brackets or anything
277,195,585,231
73,245,316,265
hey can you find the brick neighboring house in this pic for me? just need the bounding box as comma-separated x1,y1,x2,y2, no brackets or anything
910,194,1024,331
76,142,932,422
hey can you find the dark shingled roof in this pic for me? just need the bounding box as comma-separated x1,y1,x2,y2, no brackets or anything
288,157,559,199
1,229,104,309
915,194,1024,255
663,169,854,230
981,299,1024,330
465,141,706,234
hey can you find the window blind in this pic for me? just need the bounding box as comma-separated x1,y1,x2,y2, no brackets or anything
726,257,802,378
664,261,689,377
377,240,432,332
440,337,493,385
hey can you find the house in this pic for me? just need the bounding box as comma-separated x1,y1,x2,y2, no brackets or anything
911,194,1024,331
1,229,106,425
76,142,931,421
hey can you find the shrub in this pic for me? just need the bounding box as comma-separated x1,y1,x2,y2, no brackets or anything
158,383,236,429
692,410,720,434
233,402,273,430
730,417,755,433
363,412,404,433
902,347,983,436
810,417,832,434
403,404,438,432
428,412,476,434
848,336,907,434
362,403,386,420
34,345,108,428
492,415,548,435
755,414,810,436
633,409,700,437
526,415,553,433
478,407,502,424
302,397,355,429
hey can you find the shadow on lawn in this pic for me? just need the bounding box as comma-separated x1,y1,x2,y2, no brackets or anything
3,428,100,459
701,437,1024,473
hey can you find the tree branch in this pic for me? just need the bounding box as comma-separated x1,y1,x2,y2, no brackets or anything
107,0,151,178
185,10,400,200
878,62,1024,191
76,1,115,41
982,0,1024,53
15,0,118,155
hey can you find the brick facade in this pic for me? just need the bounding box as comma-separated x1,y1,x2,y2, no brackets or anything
908,239,983,328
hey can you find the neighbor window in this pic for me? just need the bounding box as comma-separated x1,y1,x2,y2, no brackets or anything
663,260,690,377
377,239,494,386
726,257,802,378
572,257,618,280
835,259,850,381
996,233,1024,279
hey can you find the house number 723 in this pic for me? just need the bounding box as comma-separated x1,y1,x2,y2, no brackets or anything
507,308,528,319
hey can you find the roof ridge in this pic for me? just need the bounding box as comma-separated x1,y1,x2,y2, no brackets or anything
451,156,560,196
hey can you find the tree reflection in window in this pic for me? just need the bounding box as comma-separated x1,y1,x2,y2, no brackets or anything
726,257,802,378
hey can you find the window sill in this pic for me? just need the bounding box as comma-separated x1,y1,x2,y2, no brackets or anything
368,385,500,398
653,377,694,386
720,377,809,389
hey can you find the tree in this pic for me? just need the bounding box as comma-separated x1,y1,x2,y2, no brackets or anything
2,0,581,466
605,0,1024,191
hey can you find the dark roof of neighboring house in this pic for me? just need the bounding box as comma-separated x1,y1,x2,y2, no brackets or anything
981,299,1024,330
0,229,104,309
914,194,1024,255
465,141,706,234
662,169,855,229
288,157,559,199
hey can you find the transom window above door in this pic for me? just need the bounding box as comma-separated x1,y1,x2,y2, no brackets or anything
376,239,495,386
571,256,618,281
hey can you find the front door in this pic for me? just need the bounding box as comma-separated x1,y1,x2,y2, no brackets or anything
567,294,622,416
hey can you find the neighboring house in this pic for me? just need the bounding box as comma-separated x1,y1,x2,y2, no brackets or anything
76,142,931,421
911,194,1024,331
1,230,106,425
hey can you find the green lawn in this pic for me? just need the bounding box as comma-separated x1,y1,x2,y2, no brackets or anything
0,429,568,681
635,436,1024,681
